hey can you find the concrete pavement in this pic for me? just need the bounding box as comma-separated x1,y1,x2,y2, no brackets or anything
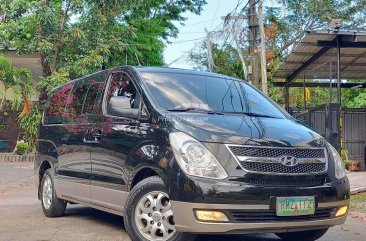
348,172,366,194
0,162,366,241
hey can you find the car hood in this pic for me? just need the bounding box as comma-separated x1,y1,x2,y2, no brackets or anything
167,113,326,147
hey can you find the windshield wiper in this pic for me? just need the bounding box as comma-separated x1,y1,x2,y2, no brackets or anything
223,111,278,118
166,107,224,115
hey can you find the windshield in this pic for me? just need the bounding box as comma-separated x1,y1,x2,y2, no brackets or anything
140,72,287,119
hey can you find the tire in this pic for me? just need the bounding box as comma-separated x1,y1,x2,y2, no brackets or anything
41,169,67,217
124,176,195,241
275,228,329,241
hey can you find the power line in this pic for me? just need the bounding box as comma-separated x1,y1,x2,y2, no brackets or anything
210,0,221,31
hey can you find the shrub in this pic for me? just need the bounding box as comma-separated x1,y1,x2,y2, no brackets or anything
15,142,29,155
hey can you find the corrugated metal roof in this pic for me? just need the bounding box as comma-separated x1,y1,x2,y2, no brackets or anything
273,30,366,80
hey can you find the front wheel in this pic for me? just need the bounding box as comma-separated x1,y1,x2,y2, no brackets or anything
123,176,195,241
275,228,329,241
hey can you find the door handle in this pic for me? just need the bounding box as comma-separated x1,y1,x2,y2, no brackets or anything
93,132,102,137
91,129,102,143
83,129,102,144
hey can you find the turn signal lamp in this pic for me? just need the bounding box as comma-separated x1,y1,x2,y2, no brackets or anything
335,206,348,217
195,210,229,222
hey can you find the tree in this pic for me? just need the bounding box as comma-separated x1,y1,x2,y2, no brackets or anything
343,87,366,108
189,42,245,79
0,55,33,112
266,0,366,57
188,0,366,108
0,0,207,97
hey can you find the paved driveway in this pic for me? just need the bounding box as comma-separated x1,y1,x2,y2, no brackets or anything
1,162,365,241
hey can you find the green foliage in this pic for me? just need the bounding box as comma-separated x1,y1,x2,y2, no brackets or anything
0,55,34,96
267,0,366,56
18,105,42,151
15,141,29,155
343,88,366,108
189,43,246,79
0,0,207,93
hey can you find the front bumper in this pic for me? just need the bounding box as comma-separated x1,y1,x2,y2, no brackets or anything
171,199,349,233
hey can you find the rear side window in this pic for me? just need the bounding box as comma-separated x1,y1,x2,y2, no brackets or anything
63,79,86,123
43,73,107,125
44,83,74,124
65,76,106,124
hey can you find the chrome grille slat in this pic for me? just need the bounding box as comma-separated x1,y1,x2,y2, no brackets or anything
226,145,328,175
241,162,326,174
228,146,325,158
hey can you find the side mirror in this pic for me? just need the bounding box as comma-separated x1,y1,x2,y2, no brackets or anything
108,96,139,119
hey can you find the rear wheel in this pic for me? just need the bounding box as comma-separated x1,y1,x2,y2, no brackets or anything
41,170,67,217
124,176,195,241
275,228,329,241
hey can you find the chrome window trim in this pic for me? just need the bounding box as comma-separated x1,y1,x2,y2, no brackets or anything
225,144,328,175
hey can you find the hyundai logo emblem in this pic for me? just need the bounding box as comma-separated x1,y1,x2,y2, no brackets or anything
279,155,299,167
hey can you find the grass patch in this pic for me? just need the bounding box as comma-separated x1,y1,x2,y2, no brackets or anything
350,192,366,212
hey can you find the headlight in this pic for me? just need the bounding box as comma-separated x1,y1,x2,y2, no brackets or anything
169,132,228,179
328,143,346,179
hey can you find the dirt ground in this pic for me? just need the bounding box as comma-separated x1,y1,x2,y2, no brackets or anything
1,162,366,241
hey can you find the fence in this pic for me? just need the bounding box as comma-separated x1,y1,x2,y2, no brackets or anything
0,153,35,162
295,104,366,170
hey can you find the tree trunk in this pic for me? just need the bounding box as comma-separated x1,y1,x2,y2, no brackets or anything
37,0,52,103
53,0,71,71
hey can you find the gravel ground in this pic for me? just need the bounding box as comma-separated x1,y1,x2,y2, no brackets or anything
1,162,366,241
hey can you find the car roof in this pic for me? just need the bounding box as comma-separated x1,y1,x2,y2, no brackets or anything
50,66,245,92
134,66,235,79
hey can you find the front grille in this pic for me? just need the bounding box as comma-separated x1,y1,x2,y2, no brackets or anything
241,162,326,174
229,207,336,223
248,178,325,187
228,146,325,158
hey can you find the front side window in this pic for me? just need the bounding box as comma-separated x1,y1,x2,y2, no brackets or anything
140,72,287,119
106,72,141,116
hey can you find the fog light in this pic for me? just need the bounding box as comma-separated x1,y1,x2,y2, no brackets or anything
195,210,229,222
335,206,348,217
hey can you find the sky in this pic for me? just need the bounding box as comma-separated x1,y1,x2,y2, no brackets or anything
163,0,239,69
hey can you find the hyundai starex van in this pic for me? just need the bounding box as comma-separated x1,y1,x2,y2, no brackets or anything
35,66,350,241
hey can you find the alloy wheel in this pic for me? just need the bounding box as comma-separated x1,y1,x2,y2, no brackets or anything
42,175,53,210
134,191,176,241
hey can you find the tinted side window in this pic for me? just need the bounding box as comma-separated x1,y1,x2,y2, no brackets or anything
64,79,86,124
82,74,107,122
106,72,140,115
64,74,107,124
44,83,74,124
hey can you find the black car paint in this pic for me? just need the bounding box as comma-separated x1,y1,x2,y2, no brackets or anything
36,66,349,208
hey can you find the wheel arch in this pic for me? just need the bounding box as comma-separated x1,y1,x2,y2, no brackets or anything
130,167,164,191
38,160,54,199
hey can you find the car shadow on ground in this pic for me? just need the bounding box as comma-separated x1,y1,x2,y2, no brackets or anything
63,205,280,241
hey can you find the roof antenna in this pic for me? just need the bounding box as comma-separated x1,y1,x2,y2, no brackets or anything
329,19,342,33
135,52,141,66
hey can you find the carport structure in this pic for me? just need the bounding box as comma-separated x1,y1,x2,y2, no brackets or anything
273,30,366,170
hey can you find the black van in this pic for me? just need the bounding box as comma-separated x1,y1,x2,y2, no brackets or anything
35,66,349,241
